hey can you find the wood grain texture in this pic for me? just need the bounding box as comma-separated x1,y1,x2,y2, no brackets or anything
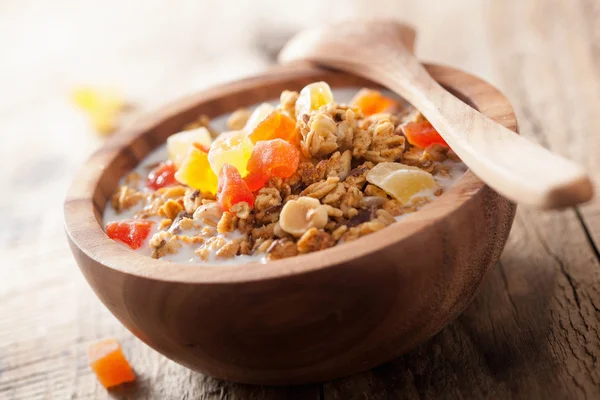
1,0,600,398
64,64,516,385
280,20,593,209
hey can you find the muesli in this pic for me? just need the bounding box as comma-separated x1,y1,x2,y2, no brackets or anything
103,83,466,264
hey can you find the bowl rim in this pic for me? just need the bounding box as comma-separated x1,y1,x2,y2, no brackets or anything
64,62,517,284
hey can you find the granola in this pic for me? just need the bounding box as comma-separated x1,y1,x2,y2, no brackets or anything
103,83,466,264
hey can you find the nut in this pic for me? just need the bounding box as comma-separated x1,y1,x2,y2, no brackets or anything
193,202,223,226
279,196,329,237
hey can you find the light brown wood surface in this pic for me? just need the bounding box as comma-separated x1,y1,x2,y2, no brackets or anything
1,0,600,398
65,64,516,385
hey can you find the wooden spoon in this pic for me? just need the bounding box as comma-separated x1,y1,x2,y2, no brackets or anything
279,19,593,209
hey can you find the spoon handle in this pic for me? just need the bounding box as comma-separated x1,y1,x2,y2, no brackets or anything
328,59,593,209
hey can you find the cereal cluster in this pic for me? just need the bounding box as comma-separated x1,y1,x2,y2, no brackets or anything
107,84,459,262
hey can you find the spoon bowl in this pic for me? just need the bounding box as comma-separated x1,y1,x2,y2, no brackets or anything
65,64,516,385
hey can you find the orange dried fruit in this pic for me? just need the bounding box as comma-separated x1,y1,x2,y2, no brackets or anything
245,139,300,191
88,338,136,389
351,88,397,116
244,103,275,132
248,110,298,145
402,120,448,149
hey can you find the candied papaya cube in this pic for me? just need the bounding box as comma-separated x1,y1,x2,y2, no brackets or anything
147,161,176,190
217,164,254,211
174,146,218,194
106,220,153,250
247,139,300,179
167,127,212,167
295,81,334,118
248,110,298,145
208,130,254,177
366,162,439,205
88,338,135,389
244,103,275,132
351,89,397,116
402,120,448,149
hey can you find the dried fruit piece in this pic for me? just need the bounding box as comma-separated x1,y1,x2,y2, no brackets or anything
72,87,126,136
244,171,270,192
247,139,300,178
147,161,176,190
366,162,439,205
351,88,397,116
244,103,275,132
402,120,448,149
217,164,254,211
279,196,328,237
167,127,212,167
88,338,136,389
295,81,334,118
106,220,153,250
208,130,254,177
248,110,298,145
174,147,218,194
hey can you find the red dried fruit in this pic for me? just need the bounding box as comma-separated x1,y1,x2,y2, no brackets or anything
217,164,254,211
244,171,270,192
106,220,153,250
147,161,176,190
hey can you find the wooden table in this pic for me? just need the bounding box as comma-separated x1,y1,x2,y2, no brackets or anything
1,0,599,398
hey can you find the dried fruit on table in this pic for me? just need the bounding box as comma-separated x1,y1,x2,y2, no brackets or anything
167,127,213,167
208,130,254,177
106,220,153,250
88,338,136,389
248,110,298,145
351,88,397,116
174,146,218,194
244,103,275,132
366,162,439,205
295,81,334,118
147,161,176,190
217,164,254,211
72,87,126,136
402,120,448,149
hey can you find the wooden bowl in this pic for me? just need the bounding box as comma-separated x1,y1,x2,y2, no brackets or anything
64,63,517,385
